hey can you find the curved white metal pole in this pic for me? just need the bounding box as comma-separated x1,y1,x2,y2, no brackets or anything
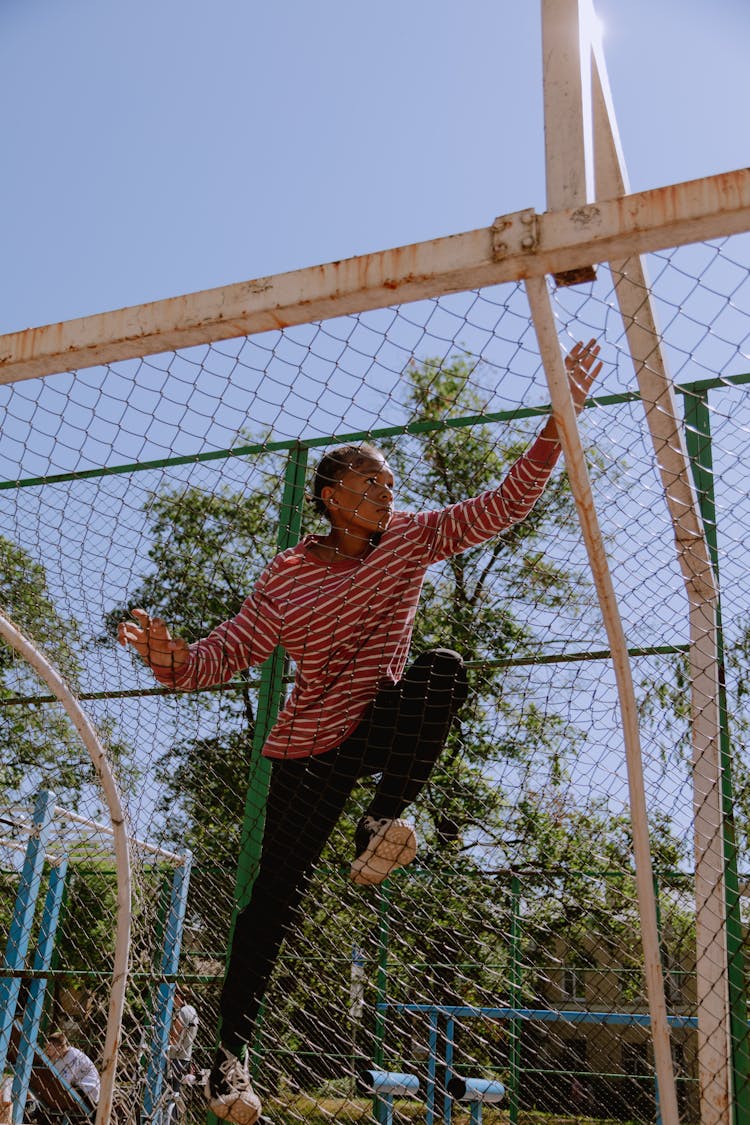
0,609,130,1125
525,275,680,1125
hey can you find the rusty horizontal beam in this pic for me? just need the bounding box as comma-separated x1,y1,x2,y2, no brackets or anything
1,167,749,384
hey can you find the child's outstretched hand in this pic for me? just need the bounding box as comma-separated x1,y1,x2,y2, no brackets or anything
117,608,189,672
565,338,602,412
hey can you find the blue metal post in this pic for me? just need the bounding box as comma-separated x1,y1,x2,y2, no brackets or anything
444,1016,455,1125
425,1007,439,1125
0,790,57,1075
12,858,68,1123
141,853,193,1123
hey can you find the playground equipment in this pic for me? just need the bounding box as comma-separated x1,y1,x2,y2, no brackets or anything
447,1077,506,1125
0,792,191,1125
0,607,130,1125
359,1069,420,1125
359,1060,504,1125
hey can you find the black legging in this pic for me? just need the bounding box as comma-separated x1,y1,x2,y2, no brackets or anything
219,648,468,1053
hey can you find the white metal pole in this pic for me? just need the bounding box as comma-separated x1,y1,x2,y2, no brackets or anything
688,600,733,1123
541,0,594,210
0,610,131,1125
585,9,731,1118
525,275,681,1125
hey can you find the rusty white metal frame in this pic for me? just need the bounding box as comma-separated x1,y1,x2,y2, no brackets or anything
0,169,749,385
0,611,131,1125
539,7,677,1121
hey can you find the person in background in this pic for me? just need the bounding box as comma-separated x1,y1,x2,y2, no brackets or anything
44,1031,99,1116
167,989,199,1090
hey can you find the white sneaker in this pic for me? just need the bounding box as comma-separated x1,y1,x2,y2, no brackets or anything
350,816,417,885
205,1048,262,1125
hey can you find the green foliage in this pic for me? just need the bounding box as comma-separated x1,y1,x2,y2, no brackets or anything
640,634,750,869
103,475,285,643
104,357,693,1087
155,701,254,870
0,537,80,679
0,536,91,803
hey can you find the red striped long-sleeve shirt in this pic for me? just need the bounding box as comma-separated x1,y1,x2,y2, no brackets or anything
155,433,562,758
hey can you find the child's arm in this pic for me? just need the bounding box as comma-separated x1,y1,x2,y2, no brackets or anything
420,339,602,559
118,585,281,690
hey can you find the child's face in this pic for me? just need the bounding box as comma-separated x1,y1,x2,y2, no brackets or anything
324,456,394,535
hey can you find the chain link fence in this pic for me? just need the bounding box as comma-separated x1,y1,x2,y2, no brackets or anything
1,238,749,1125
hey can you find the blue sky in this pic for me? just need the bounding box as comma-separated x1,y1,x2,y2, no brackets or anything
1,0,748,336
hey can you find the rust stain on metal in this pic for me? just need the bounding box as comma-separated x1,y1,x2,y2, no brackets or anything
570,204,601,228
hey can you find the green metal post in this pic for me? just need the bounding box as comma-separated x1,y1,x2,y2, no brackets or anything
508,875,522,1125
222,445,309,1071
684,387,750,1125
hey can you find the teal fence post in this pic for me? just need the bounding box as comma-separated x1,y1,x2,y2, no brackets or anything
372,880,392,1125
426,1007,439,1125
0,789,57,1076
12,857,68,1123
141,852,193,1123
684,385,750,1125
374,880,391,1071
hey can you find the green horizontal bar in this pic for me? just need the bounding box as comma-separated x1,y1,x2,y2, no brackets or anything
0,967,223,982
0,390,626,492
0,644,688,708
2,363,748,492
0,676,260,707
487,643,688,669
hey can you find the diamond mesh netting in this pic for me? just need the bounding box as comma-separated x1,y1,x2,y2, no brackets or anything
1,238,749,1125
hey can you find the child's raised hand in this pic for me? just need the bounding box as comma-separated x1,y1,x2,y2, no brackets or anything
565,338,602,412
117,607,189,671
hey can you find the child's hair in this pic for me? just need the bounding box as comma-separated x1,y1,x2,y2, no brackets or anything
310,443,386,519
46,1031,70,1050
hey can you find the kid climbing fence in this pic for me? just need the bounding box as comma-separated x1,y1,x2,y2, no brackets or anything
2,3,750,1124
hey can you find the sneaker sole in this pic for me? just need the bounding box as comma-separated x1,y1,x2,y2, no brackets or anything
206,1087,262,1125
350,820,417,885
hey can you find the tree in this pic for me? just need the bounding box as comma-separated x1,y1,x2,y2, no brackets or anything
105,363,598,891
102,357,655,1085
0,536,89,804
639,634,750,871
387,356,594,855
